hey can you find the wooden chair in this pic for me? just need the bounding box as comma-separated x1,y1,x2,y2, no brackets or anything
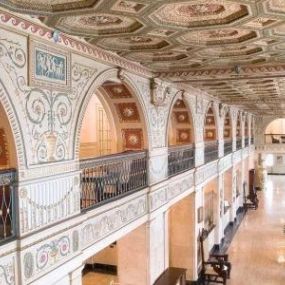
199,229,231,285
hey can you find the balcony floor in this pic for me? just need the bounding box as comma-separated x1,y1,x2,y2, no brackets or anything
228,175,285,285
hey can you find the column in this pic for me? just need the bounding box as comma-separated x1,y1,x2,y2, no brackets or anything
69,265,84,285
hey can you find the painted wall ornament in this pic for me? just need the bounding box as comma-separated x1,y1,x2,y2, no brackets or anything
23,252,34,279
0,259,15,285
150,78,170,106
29,39,71,92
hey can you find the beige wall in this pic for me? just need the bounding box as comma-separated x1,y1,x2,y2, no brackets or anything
169,194,195,280
265,118,285,134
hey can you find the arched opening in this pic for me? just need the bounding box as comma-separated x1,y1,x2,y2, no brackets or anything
250,118,254,144
79,80,148,210
264,118,285,144
236,113,242,150
204,105,218,163
244,116,249,147
0,102,18,243
224,111,232,155
168,97,195,176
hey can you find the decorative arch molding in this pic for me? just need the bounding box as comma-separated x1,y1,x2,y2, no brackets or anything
73,68,150,159
166,90,196,146
0,79,25,171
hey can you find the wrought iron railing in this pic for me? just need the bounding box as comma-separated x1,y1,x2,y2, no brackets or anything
168,144,195,177
251,137,254,145
224,139,232,156
244,137,249,147
236,138,242,150
204,141,219,163
80,151,147,210
0,168,16,244
264,134,285,144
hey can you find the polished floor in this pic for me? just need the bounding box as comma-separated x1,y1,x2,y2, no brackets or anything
83,272,119,285
228,175,285,285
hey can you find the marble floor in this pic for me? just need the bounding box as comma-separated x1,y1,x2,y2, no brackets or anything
83,272,119,285
227,175,285,285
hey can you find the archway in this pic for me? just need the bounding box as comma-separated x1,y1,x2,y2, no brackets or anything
79,79,148,210
250,118,255,144
244,116,249,147
167,97,195,176
264,118,285,144
236,113,242,150
204,105,218,163
224,111,232,155
0,101,18,242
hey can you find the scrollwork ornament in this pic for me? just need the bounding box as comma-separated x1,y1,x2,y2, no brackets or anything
0,38,26,68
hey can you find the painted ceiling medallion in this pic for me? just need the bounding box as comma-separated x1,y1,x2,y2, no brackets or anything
3,0,100,13
112,0,146,13
115,103,140,122
97,37,169,51
56,14,142,35
268,0,285,13
79,15,122,26
151,1,249,28
177,4,225,17
179,29,256,45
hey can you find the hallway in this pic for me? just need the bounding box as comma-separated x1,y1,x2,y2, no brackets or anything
228,175,285,285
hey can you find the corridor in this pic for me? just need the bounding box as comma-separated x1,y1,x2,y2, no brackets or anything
228,175,285,285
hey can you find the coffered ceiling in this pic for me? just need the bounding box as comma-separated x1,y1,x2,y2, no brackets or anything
2,0,285,115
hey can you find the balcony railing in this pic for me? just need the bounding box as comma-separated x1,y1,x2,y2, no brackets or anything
204,141,218,163
244,137,249,147
80,151,147,210
264,134,285,144
224,139,232,156
168,144,195,177
0,168,16,244
236,138,242,150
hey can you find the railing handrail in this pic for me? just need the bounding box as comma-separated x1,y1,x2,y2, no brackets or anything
204,140,218,147
80,150,147,169
168,143,194,152
0,168,17,186
264,133,285,136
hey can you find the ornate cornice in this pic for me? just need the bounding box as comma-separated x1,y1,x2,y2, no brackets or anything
157,64,285,82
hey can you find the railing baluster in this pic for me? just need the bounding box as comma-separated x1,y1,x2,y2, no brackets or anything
0,168,16,244
204,141,218,163
168,144,195,177
80,151,147,211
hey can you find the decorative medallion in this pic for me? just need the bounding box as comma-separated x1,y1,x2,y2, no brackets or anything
122,129,143,149
177,129,191,143
72,230,79,252
115,103,140,122
23,252,34,279
57,14,142,35
102,82,133,98
151,1,249,28
174,111,190,123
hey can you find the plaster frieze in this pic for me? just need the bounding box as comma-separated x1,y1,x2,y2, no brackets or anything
218,154,233,173
195,161,218,186
80,195,147,249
